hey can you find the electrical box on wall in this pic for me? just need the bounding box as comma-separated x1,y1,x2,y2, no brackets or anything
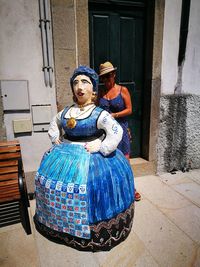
32,105,52,124
13,119,32,133
32,104,52,132
33,124,49,132
0,80,30,111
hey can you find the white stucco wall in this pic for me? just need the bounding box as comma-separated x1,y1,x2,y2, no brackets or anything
161,0,182,95
182,0,200,95
161,0,200,95
0,0,57,172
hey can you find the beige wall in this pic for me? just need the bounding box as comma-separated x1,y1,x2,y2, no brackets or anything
149,0,165,162
51,0,89,111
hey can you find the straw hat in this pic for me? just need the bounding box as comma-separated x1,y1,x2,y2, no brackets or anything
99,61,117,76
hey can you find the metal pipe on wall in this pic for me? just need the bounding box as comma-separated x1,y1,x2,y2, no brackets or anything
44,0,53,87
39,0,49,87
39,0,54,87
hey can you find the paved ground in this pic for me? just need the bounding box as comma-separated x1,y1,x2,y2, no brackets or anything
1,169,200,267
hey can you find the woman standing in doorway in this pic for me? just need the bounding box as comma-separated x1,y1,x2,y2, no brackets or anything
98,61,141,201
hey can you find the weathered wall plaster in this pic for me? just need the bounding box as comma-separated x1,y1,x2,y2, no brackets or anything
157,95,200,173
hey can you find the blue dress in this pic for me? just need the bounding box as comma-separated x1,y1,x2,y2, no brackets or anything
34,106,135,251
99,88,131,156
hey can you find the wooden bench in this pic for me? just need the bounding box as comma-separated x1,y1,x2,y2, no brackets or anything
0,140,31,235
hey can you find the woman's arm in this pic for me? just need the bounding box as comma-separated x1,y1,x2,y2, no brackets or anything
97,110,123,156
48,110,63,144
112,86,132,118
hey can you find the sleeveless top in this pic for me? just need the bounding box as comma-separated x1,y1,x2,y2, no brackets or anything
99,87,128,124
99,87,130,155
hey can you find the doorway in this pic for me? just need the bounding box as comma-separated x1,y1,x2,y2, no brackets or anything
89,0,148,157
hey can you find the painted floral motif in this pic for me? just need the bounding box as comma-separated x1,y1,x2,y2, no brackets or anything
112,123,118,134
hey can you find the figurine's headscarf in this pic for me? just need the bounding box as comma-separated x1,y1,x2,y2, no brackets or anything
70,66,99,92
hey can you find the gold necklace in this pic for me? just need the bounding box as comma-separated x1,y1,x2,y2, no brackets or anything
66,104,95,129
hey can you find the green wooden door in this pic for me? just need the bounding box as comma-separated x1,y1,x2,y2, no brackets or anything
89,1,145,157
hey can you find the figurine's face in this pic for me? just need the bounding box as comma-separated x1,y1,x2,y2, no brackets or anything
73,75,94,105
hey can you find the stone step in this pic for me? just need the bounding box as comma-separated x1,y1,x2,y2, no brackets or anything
130,157,156,177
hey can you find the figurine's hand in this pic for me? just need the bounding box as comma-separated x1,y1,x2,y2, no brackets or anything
54,139,62,145
85,139,101,153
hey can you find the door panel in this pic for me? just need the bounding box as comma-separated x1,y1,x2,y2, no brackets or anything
120,17,136,81
91,15,110,67
89,2,145,157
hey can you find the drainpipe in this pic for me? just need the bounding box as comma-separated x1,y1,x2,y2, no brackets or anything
44,0,53,87
39,0,54,87
174,0,191,94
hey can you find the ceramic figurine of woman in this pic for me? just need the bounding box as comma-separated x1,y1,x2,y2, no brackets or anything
34,66,135,252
